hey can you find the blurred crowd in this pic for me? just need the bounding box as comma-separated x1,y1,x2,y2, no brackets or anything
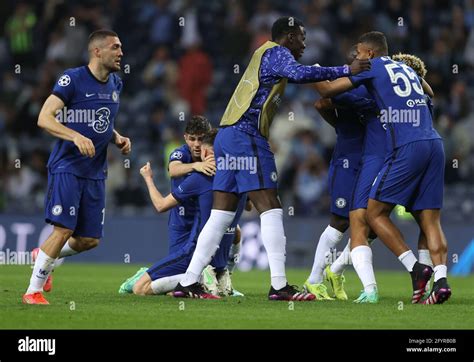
0,0,473,219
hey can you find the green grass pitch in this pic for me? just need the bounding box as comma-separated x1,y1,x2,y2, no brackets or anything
1,263,473,329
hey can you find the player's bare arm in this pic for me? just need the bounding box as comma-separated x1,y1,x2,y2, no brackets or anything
314,77,355,98
140,161,178,213
112,129,131,155
421,78,434,98
38,94,95,158
314,98,338,128
169,154,216,178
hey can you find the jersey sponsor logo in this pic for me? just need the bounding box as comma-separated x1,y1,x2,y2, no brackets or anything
335,198,346,209
85,93,95,97
225,226,236,234
52,205,63,216
171,151,183,160
92,107,111,133
406,98,426,108
57,75,71,87
271,171,278,182
96,94,110,100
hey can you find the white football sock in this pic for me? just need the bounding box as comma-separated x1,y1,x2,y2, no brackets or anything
58,240,79,258
418,249,433,268
151,274,184,295
260,208,287,290
351,245,377,293
398,250,417,272
309,225,344,283
227,242,241,273
330,239,351,275
181,210,235,287
433,265,447,282
26,249,57,294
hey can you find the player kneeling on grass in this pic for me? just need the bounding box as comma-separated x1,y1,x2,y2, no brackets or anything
119,130,247,298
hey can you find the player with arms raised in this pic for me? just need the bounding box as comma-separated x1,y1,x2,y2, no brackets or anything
173,16,370,301
23,30,131,305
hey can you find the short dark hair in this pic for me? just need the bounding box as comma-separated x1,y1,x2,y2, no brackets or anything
88,29,119,45
184,115,211,135
358,31,388,56
202,128,218,147
271,17,304,41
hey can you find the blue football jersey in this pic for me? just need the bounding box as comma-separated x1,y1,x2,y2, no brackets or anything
167,144,196,231
332,85,385,157
171,171,246,245
48,66,122,179
171,172,213,237
330,87,367,164
350,57,441,153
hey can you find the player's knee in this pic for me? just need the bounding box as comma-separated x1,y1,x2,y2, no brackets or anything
76,237,100,250
53,227,74,243
429,240,447,256
132,283,145,296
132,280,149,296
366,207,381,224
330,216,349,232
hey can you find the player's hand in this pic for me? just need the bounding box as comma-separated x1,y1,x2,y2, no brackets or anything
73,134,95,158
349,59,371,75
115,134,131,155
193,154,216,176
140,161,153,179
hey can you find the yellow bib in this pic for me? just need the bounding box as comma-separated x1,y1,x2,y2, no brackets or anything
220,41,287,138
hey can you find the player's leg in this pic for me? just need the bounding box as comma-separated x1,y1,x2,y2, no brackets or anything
248,188,314,301
25,225,74,303
412,215,434,297
305,213,348,300
208,232,235,296
23,173,81,304
132,243,218,298
415,228,433,267
178,190,239,289
225,225,244,296
349,208,378,303
412,209,451,304
133,272,187,296
240,131,313,300
411,139,450,304
367,141,435,303
227,224,241,273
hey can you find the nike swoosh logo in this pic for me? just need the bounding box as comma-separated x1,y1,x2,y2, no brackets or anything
85,93,95,97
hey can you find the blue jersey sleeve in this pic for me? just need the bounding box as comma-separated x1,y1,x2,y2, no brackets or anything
348,59,378,87
169,146,192,164
264,47,350,84
171,173,203,203
332,90,376,114
52,70,76,105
